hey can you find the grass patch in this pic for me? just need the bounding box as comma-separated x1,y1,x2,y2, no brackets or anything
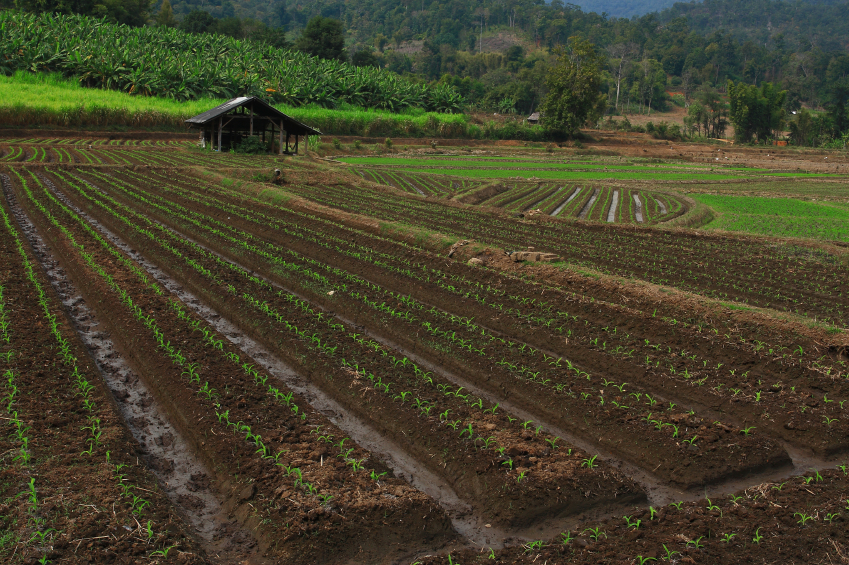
339,156,725,171
0,71,548,139
694,194,849,242
721,301,754,312
395,167,756,181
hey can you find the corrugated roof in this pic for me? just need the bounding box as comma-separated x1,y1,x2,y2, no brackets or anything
184,97,252,125
184,96,321,135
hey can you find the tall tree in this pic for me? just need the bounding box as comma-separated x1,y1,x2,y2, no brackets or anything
179,10,216,34
155,0,177,27
540,36,607,136
727,80,786,143
608,42,638,111
295,16,347,63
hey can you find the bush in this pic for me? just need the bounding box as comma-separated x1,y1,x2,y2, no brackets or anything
384,137,393,148
353,139,362,149
332,138,341,149
233,135,267,154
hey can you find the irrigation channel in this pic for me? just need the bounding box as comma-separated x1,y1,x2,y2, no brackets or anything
2,148,848,564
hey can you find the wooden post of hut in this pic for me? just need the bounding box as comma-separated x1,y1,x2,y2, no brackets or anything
218,117,223,151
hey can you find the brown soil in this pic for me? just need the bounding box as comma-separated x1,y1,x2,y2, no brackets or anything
1,134,848,563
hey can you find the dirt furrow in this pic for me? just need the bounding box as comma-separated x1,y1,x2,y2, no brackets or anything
3,172,261,563
42,171,520,548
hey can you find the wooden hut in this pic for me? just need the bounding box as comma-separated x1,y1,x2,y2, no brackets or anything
185,97,321,154
527,112,540,125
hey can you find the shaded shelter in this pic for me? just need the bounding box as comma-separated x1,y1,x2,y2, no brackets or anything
185,96,321,154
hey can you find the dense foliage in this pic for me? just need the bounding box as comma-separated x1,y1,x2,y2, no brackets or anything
294,16,346,63
0,11,464,112
540,38,607,135
727,81,787,143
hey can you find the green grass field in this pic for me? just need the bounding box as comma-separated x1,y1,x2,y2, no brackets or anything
693,194,849,242
389,167,827,182
339,156,746,172
0,72,473,135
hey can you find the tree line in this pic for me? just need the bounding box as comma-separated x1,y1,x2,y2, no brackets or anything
2,0,848,145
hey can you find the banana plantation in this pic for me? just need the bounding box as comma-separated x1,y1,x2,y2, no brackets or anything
0,11,464,113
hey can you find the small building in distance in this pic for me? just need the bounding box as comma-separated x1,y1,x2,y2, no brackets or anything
185,96,321,154
527,112,540,125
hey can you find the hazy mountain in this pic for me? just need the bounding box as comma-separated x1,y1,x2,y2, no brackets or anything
568,0,689,18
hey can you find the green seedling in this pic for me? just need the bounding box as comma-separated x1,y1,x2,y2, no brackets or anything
669,501,683,510
649,506,658,520
583,526,606,541
149,545,176,557
560,531,574,545
581,455,598,469
752,527,763,543
635,557,656,564
741,426,755,436
686,536,704,549
516,470,528,483
662,544,680,559
523,540,545,553
824,513,840,523
623,515,641,529
721,533,736,543
794,512,814,525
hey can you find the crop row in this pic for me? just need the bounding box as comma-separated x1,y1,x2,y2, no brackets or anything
274,172,849,326
0,138,194,146
476,183,680,224
0,145,286,168
113,167,849,456
6,167,458,563
356,168,481,196
55,166,814,487
422,466,849,564
0,173,209,563
40,166,650,527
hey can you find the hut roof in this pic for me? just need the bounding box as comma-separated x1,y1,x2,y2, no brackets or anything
185,96,321,136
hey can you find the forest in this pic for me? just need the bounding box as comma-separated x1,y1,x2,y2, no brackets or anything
1,0,848,145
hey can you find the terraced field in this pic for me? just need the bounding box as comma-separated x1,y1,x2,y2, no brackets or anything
2,137,849,564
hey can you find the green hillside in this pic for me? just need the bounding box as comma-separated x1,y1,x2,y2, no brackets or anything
0,11,462,112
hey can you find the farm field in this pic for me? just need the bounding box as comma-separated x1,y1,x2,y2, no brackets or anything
691,194,849,242
1,136,849,564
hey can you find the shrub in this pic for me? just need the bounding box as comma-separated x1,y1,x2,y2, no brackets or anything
233,136,267,154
